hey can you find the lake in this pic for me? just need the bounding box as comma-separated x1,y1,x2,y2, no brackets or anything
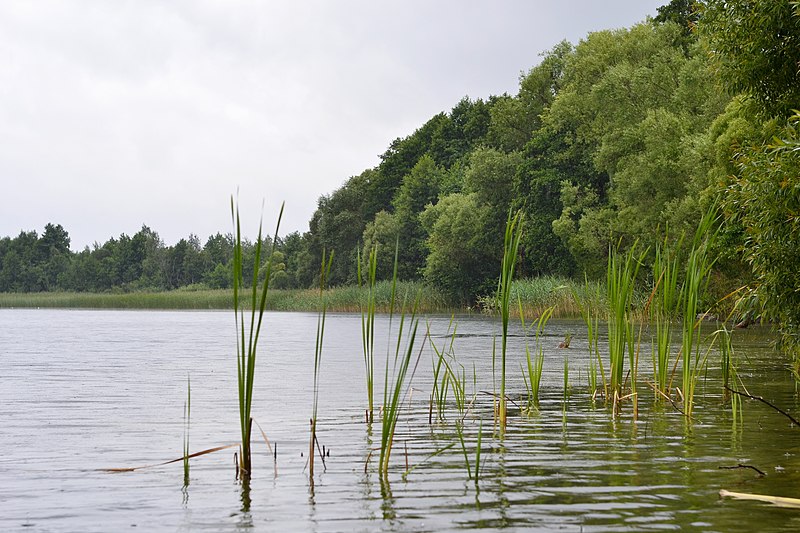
1,309,799,531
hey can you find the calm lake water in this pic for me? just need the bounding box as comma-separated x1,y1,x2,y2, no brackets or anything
1,309,799,531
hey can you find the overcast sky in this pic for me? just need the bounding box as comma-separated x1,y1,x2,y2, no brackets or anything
0,0,665,251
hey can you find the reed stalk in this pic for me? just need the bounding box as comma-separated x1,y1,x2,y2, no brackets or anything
680,207,717,418
358,246,378,423
650,233,683,399
575,279,606,399
378,245,422,480
183,374,190,486
715,326,742,421
231,197,283,478
520,302,553,412
498,211,523,433
606,241,646,408
310,250,333,482
428,318,460,422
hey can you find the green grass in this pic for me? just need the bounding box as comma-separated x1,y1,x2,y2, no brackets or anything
680,210,718,419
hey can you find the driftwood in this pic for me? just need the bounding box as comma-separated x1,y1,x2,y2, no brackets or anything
720,489,800,509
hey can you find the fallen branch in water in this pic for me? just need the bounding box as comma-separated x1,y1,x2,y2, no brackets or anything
718,464,766,477
724,385,800,427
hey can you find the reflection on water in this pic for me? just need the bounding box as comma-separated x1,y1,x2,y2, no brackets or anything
1,309,799,531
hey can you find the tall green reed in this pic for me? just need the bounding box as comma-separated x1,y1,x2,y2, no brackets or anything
231,197,283,478
650,233,683,400
183,374,191,486
310,250,333,481
379,246,422,480
680,208,718,418
358,246,378,423
606,241,646,410
715,326,742,423
498,211,523,433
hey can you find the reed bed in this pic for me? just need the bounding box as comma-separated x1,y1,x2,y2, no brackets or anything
0,282,452,313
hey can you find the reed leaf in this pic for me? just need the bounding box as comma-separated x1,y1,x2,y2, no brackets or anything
497,210,523,433
231,196,283,477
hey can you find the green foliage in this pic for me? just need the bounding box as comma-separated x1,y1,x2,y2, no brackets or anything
421,193,497,304
547,21,727,275
362,211,401,281
701,2,800,359
701,0,800,118
722,115,800,356
392,155,445,280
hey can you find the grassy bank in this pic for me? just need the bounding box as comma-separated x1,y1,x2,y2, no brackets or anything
477,276,617,319
0,276,670,318
0,281,453,313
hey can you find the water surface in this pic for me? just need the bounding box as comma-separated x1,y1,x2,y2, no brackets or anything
1,309,798,531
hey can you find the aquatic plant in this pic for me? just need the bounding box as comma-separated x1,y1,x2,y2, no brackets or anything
310,250,333,481
715,326,743,422
497,210,523,433
378,246,422,480
606,241,646,409
454,419,483,485
358,246,378,423
650,233,682,399
429,322,469,423
680,208,717,418
575,279,606,400
520,303,553,412
183,374,190,486
231,197,283,478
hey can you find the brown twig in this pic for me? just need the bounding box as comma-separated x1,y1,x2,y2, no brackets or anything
719,464,766,477
724,385,800,427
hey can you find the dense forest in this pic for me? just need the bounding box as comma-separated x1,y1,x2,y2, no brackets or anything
2,1,799,350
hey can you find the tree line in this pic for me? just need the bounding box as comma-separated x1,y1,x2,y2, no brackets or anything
2,0,799,356
0,223,306,293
